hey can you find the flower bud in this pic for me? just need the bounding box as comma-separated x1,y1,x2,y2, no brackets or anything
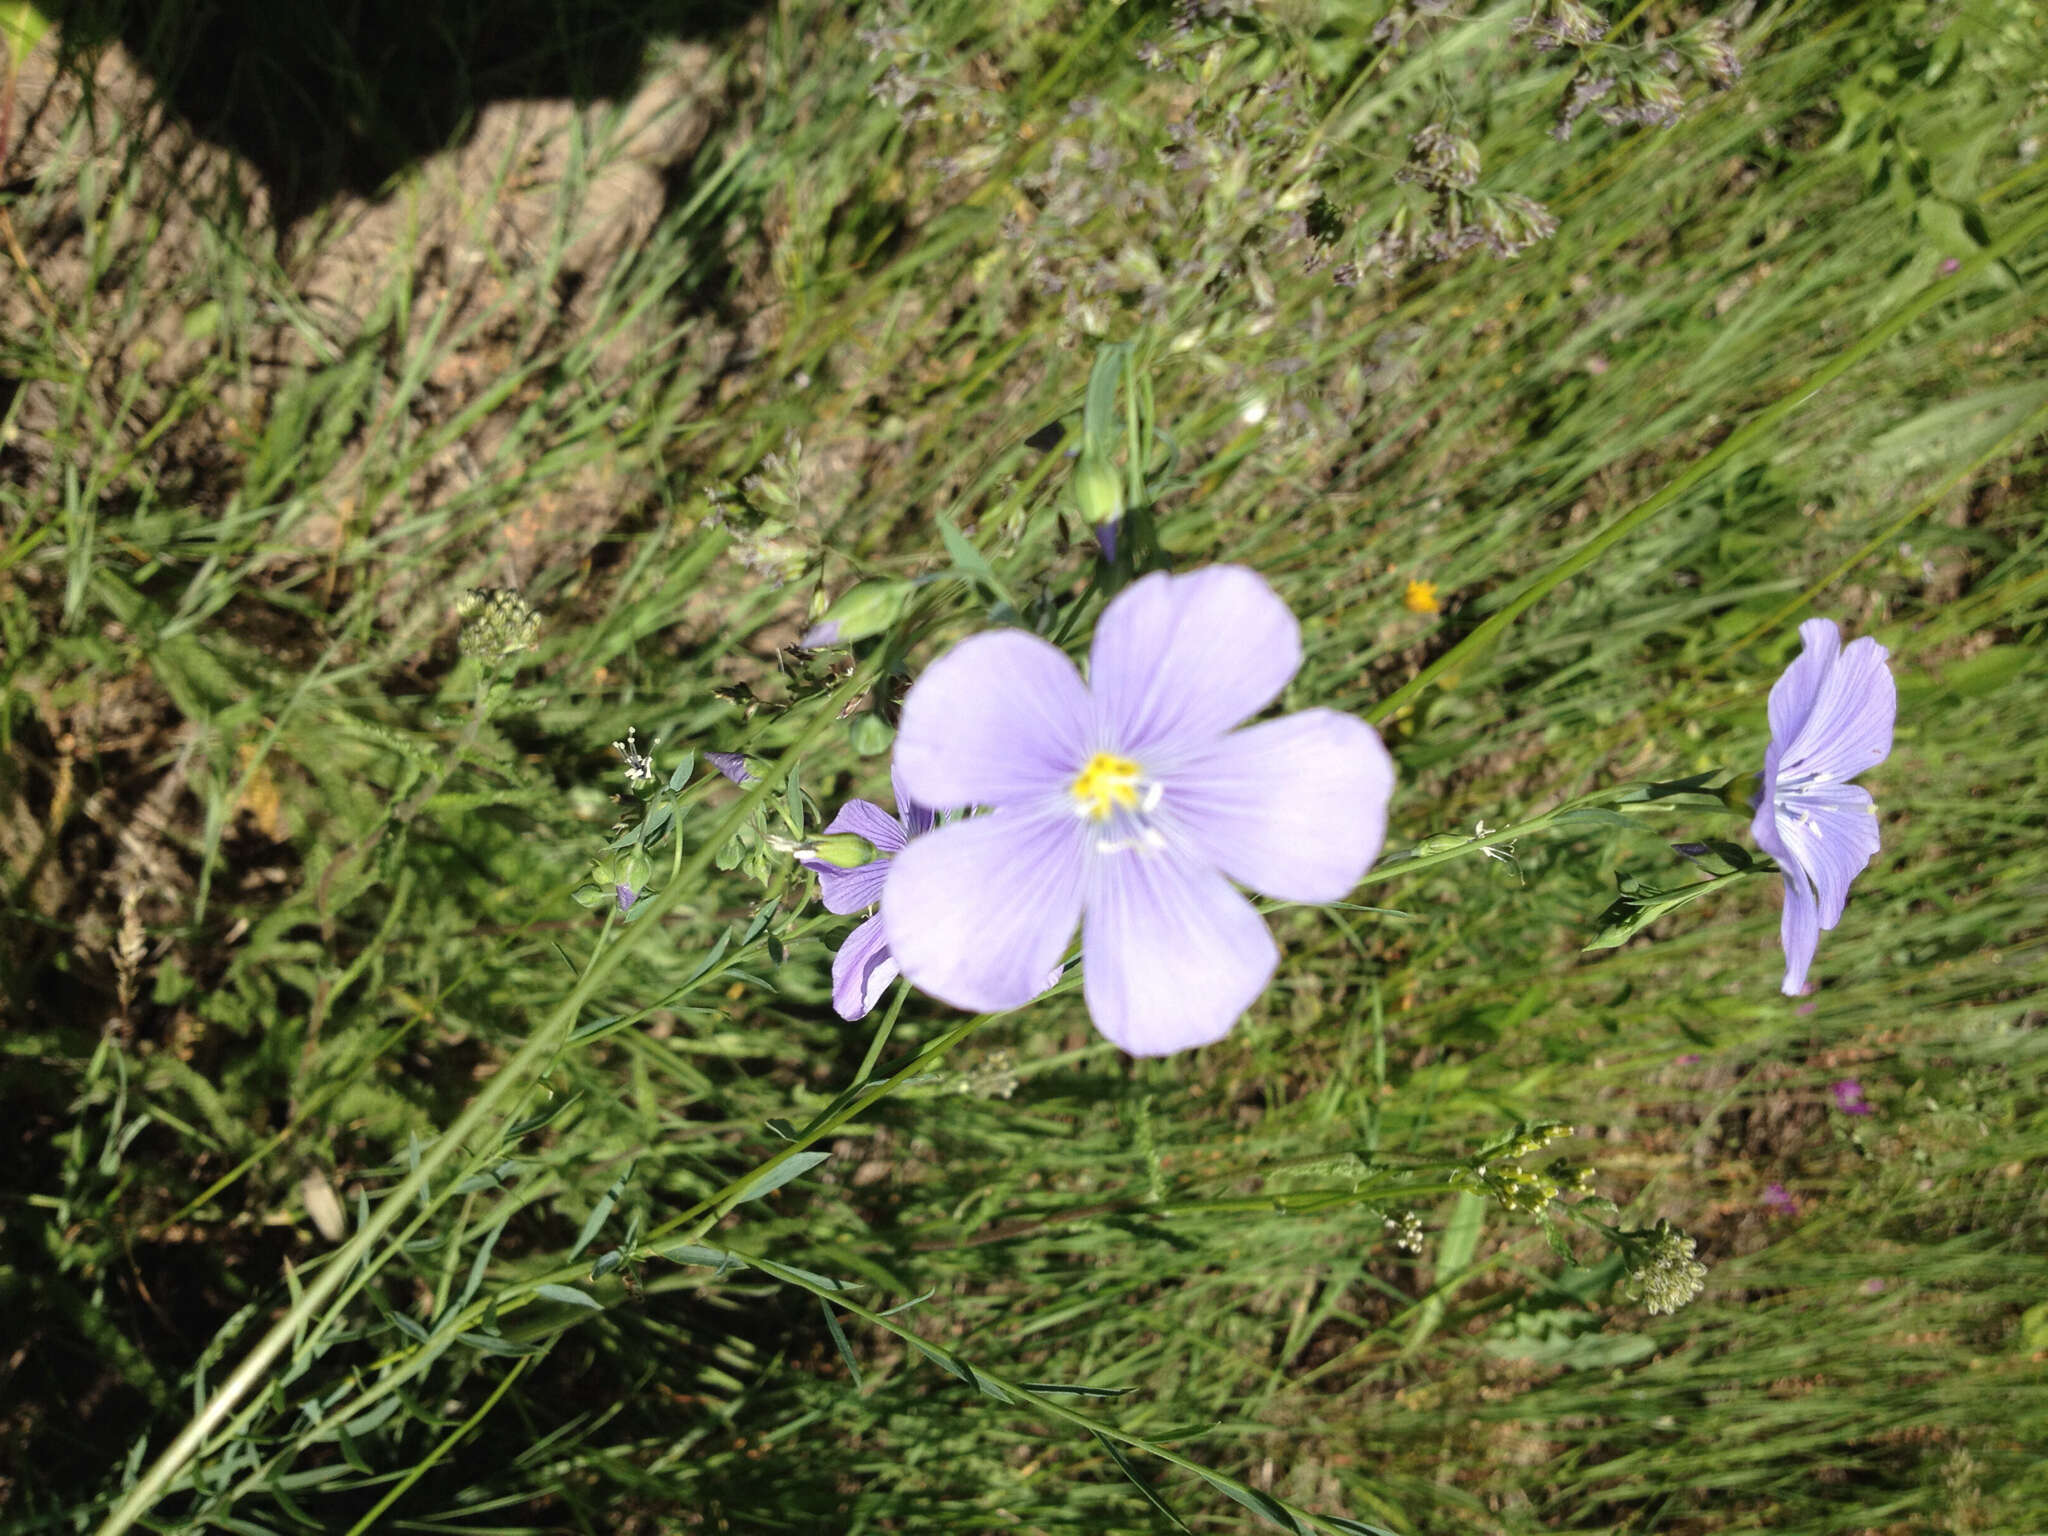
706,751,761,785
1072,451,1125,529
801,578,915,649
767,831,881,868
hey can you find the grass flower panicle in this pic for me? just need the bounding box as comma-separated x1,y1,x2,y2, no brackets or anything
1752,619,1897,995
884,566,1395,1056
804,774,937,1021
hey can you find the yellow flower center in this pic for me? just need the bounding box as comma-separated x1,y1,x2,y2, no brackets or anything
1069,752,1145,822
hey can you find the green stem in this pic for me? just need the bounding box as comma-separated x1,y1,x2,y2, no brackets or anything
93,663,874,1536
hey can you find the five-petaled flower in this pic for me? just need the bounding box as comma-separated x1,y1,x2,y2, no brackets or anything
1751,619,1896,996
882,566,1395,1056
803,773,936,1021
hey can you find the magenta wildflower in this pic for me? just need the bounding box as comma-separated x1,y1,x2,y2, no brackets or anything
1762,1182,1797,1215
1752,619,1895,996
804,773,937,1021
1830,1078,1873,1116
883,566,1395,1056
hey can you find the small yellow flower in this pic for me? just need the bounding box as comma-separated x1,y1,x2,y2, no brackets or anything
1403,579,1441,615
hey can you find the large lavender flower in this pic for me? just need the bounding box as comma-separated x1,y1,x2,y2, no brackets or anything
1751,619,1895,996
804,772,937,1021
883,566,1395,1056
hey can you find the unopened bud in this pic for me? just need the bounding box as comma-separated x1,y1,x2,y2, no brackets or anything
1073,452,1125,529
575,849,653,914
801,578,915,649
706,752,760,785
767,831,881,869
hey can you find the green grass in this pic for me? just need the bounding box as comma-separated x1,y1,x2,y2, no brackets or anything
4,0,2046,1532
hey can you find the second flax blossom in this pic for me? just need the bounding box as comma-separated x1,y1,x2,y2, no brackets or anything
803,772,936,1021
1752,618,1896,995
883,565,1395,1056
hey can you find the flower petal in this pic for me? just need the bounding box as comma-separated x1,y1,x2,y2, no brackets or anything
1779,635,1894,785
831,914,900,1021
1081,847,1278,1056
1767,619,1840,746
894,631,1092,810
827,798,910,855
1088,566,1302,757
813,858,889,916
1164,708,1395,903
1771,780,1881,930
1775,862,1820,997
890,765,939,838
884,810,1085,1013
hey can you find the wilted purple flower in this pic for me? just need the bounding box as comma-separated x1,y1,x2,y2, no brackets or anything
883,566,1395,1056
614,883,639,914
707,751,755,785
804,773,937,1021
1831,1079,1873,1116
1751,619,1896,995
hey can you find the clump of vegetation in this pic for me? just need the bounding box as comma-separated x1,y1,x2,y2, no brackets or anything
3,0,2044,1532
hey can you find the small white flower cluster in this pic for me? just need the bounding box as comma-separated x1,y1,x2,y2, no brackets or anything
455,588,540,662
1383,1211,1425,1254
1620,1220,1710,1315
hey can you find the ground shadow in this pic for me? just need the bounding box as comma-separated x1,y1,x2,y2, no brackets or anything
39,0,764,223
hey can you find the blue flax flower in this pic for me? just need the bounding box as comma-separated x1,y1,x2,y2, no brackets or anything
1751,619,1895,995
883,566,1394,1056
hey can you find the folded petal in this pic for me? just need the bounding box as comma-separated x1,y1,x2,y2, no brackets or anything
1767,619,1839,746
894,631,1092,810
1779,635,1895,785
1088,567,1302,757
884,810,1086,1014
890,765,939,837
1776,865,1820,997
1081,847,1278,1056
832,914,900,1021
1770,781,1881,930
1164,709,1395,903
